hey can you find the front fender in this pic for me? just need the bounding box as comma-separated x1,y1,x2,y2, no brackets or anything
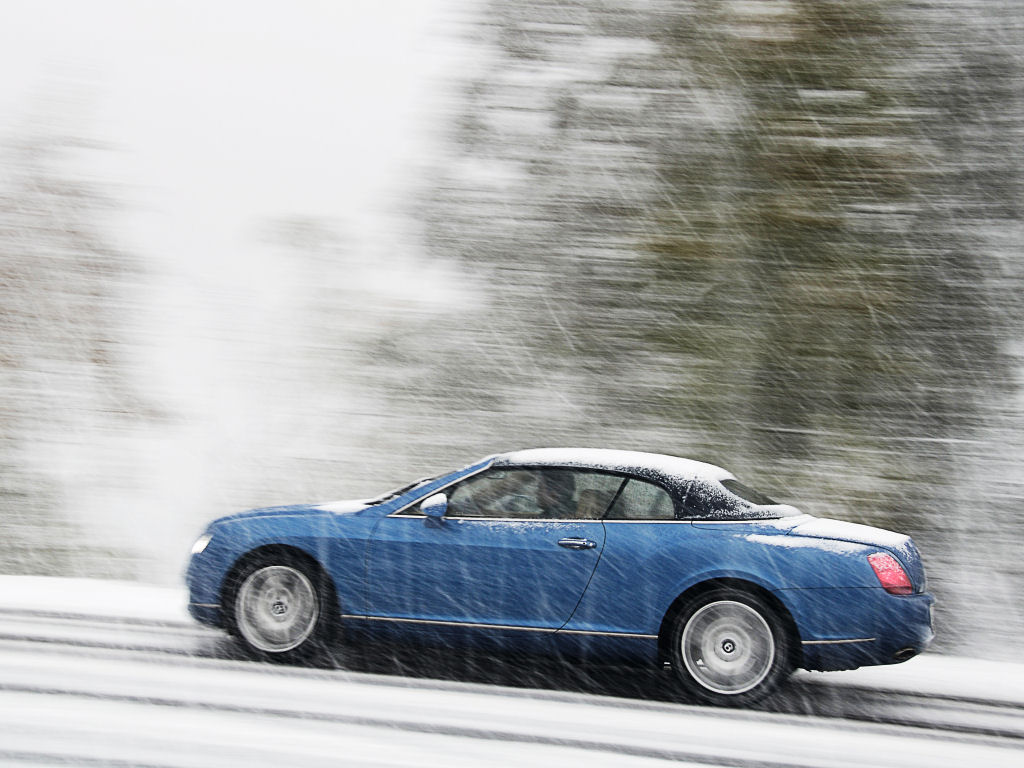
186,509,375,624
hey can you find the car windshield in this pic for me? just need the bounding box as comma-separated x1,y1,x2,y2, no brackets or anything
369,475,437,504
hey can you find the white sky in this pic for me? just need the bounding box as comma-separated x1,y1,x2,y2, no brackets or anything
0,0,469,268
0,0,478,576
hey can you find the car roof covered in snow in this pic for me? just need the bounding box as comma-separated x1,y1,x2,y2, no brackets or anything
491,448,734,491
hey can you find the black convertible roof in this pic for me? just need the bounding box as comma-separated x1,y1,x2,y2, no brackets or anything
491,448,734,490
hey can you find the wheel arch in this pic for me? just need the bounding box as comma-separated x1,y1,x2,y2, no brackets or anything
656,577,802,671
219,543,341,631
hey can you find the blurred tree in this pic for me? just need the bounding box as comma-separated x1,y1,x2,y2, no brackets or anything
413,0,1022,652
894,0,1024,640
412,0,686,456
650,1,973,512
0,102,142,577
644,1,1022,646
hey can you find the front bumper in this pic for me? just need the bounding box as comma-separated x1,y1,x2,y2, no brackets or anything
188,601,222,627
185,541,230,629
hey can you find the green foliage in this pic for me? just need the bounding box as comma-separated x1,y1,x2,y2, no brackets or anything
415,0,1023,651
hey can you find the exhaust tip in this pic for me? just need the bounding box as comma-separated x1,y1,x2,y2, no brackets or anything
892,646,918,663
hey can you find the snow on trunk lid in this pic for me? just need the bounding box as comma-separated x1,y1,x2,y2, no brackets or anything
788,517,927,591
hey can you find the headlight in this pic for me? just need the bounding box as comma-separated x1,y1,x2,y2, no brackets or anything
191,533,213,554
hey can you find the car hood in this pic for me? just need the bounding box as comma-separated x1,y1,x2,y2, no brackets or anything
788,516,926,589
213,498,371,525
314,499,373,514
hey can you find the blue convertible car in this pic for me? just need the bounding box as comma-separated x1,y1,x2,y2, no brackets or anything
186,448,934,705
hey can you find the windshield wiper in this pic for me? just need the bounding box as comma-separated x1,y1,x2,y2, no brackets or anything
372,475,436,503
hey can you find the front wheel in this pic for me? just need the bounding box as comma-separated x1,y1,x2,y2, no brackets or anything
669,590,792,706
227,555,336,663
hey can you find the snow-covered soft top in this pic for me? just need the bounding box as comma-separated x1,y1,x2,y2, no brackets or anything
492,448,734,492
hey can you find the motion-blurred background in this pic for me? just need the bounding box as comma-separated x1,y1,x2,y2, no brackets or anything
1,0,1021,660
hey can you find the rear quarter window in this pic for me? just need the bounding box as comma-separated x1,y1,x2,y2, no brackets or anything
720,479,777,506
604,478,676,520
684,478,790,520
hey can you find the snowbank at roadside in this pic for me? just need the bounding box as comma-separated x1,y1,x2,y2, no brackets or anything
2,574,1021,706
0,574,190,624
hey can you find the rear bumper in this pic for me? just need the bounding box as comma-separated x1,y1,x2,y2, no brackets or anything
780,587,934,671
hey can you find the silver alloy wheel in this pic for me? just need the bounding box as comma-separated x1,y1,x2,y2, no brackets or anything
680,599,775,695
235,565,320,653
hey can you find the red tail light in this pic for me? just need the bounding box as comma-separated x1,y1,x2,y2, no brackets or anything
868,552,913,595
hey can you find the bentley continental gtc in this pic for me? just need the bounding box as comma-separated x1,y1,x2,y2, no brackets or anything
186,448,934,705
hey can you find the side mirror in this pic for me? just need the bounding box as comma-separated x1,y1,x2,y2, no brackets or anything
421,493,448,523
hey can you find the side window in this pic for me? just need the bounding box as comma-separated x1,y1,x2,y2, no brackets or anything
720,478,777,506
442,468,626,519
570,472,626,519
447,469,540,518
605,478,676,520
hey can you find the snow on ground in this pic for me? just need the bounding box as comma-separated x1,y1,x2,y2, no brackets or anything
1,576,1023,767
3,574,1023,706
0,574,191,623
793,654,1024,706
0,649,1019,768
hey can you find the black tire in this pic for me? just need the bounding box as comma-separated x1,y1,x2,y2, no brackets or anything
224,552,337,663
668,588,792,706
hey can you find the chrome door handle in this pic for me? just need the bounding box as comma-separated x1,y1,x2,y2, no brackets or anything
558,537,597,550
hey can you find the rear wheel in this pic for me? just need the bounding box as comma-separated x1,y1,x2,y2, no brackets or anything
227,554,337,662
669,589,792,706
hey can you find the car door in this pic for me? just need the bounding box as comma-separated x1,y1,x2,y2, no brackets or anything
563,476,694,636
365,467,624,629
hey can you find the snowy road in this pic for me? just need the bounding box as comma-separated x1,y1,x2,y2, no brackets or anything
0,578,1021,767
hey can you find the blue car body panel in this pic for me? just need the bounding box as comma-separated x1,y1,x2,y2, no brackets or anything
186,459,492,621
365,517,605,627
186,450,934,673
